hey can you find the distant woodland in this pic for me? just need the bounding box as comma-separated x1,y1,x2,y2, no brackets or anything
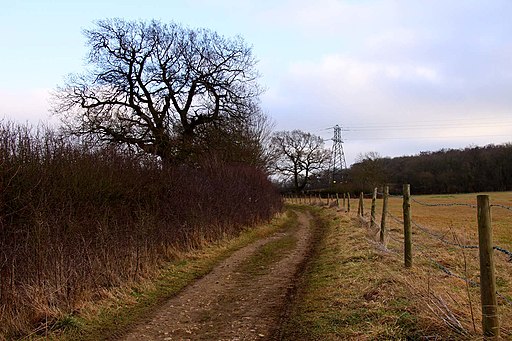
349,144,512,194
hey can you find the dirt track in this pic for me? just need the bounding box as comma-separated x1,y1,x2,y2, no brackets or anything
120,211,314,341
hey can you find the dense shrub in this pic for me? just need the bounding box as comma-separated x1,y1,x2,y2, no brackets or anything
0,122,281,337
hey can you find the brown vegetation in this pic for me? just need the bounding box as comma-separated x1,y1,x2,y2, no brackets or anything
0,122,281,339
284,192,512,338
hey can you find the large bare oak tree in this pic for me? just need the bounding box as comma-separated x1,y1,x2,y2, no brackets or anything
52,19,262,163
270,130,330,192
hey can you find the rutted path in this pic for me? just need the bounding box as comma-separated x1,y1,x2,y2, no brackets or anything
120,210,315,341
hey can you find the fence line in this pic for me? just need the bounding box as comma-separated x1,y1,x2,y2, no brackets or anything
490,203,512,212
411,197,477,208
412,220,479,249
284,187,512,338
375,209,512,311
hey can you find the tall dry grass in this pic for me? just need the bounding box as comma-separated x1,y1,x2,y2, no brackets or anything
0,122,282,338
365,191,512,337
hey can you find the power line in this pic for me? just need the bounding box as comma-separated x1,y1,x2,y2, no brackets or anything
344,134,512,141
345,123,512,131
344,116,512,130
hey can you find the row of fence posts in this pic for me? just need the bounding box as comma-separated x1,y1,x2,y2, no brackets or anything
368,184,498,338
286,186,500,338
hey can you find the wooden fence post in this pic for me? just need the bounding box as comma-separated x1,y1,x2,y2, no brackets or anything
403,184,412,268
477,194,499,338
380,186,388,245
336,192,340,207
347,193,351,212
342,193,346,209
358,192,364,216
370,187,377,228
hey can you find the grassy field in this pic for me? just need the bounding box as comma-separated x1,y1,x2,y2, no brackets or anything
283,192,512,339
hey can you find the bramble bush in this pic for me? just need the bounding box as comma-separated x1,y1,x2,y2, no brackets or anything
0,122,281,337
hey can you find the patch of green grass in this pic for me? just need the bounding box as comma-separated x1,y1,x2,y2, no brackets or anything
238,233,298,277
51,315,82,332
278,208,443,340
236,209,300,278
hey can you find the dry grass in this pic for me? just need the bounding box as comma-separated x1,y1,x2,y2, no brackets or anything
15,211,294,341
369,191,512,337
282,192,512,339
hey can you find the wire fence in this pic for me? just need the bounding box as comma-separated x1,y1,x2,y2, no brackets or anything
377,188,510,338
284,189,512,338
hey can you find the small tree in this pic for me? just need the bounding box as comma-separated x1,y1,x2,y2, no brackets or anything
270,130,330,192
350,151,385,191
52,18,262,163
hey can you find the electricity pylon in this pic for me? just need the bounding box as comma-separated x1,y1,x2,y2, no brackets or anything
329,125,347,185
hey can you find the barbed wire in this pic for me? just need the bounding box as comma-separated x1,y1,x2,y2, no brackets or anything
387,228,404,245
412,220,512,260
384,210,512,260
411,197,477,208
384,219,404,246
420,250,512,306
413,239,512,306
490,203,512,212
494,246,512,261
352,202,512,307
411,220,479,250
387,211,404,224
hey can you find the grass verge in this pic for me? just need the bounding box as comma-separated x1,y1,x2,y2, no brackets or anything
279,206,468,340
22,210,295,341
238,210,299,277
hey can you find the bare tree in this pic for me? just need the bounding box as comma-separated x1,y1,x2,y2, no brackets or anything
270,130,330,192
350,151,385,191
52,18,261,163
193,108,275,169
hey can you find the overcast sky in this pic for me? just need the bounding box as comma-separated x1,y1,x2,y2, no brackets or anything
1,0,511,165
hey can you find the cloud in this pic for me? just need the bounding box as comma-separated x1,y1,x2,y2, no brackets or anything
264,54,448,127
263,47,512,164
258,0,512,164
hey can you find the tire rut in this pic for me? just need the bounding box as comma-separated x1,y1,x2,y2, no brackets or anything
119,210,314,341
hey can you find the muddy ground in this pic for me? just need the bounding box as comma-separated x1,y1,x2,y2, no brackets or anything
120,211,316,341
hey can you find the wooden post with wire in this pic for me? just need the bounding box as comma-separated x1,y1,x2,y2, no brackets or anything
358,192,364,216
477,194,499,338
403,184,412,268
370,187,377,228
347,193,351,212
336,192,340,207
342,193,346,209
380,186,388,245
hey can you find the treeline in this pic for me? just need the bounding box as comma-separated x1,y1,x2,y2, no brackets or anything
350,144,512,194
0,122,281,338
